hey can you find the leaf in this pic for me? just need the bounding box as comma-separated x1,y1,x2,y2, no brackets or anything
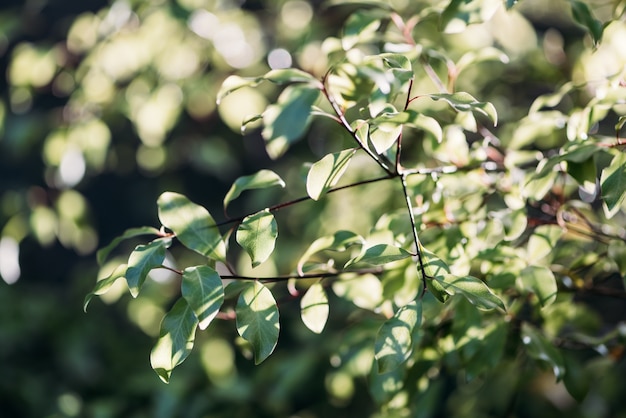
223,169,286,209
369,122,403,154
236,281,280,364
181,265,224,330
434,274,506,311
332,273,383,310
570,0,604,46
345,244,411,268
521,323,565,379
150,298,199,383
96,226,160,266
601,152,626,219
216,75,263,104
374,300,422,373
264,68,317,84
306,149,356,200
429,92,498,126
157,192,226,262
526,224,563,264
236,210,278,268
341,9,383,50
125,239,167,298
529,82,575,114
84,263,127,312
300,282,329,334
519,265,558,307
297,230,364,275
262,85,320,159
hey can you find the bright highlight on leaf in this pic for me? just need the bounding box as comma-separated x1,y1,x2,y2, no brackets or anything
181,266,224,330
150,298,199,383
236,281,280,364
434,275,506,311
84,263,127,312
300,282,329,334
374,300,422,373
345,244,411,268
297,230,364,275
519,265,557,308
96,226,160,266
601,152,626,219
306,149,356,200
157,192,226,262
236,210,278,268
429,92,498,126
125,239,167,298
223,169,286,209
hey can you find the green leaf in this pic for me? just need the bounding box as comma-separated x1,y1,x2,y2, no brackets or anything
223,169,286,209
264,68,318,84
236,210,278,268
601,152,626,218
374,300,422,373
181,265,224,330
332,273,383,310
84,263,127,312
262,85,320,159
341,9,383,50
345,244,411,268
300,282,329,334
429,92,498,126
369,122,403,154
521,323,565,379
297,230,364,275
150,298,199,383
526,224,563,264
236,281,280,364
519,265,558,307
306,149,356,200
455,47,509,77
125,239,167,298
216,75,263,104
570,0,604,46
96,226,160,266
529,82,575,114
157,192,226,262
434,275,506,311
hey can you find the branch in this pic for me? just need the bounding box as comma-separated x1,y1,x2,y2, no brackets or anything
400,173,428,295
220,267,384,283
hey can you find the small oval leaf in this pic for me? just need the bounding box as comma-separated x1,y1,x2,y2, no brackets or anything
300,282,329,334
181,265,224,330
306,149,356,200
224,169,286,209
519,265,558,308
96,226,160,266
375,300,422,373
236,210,278,268
125,239,167,298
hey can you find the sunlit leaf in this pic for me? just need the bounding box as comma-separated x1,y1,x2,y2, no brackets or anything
181,265,224,330
332,273,383,310
297,230,364,275
223,169,286,209
300,282,329,334
265,68,318,84
527,224,563,264
521,323,565,379
84,263,127,312
429,92,498,126
96,226,160,266
306,149,356,200
150,298,198,383
125,239,167,298
262,85,320,159
345,244,411,268
434,274,505,311
369,122,403,154
236,281,280,364
601,152,626,219
216,75,263,104
236,210,278,268
375,300,422,373
157,192,226,262
519,265,558,307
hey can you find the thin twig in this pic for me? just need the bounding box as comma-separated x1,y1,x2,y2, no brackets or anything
400,173,428,295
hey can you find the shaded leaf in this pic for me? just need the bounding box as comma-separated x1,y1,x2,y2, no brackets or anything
297,230,364,275
223,169,285,209
150,298,199,383
181,265,224,330
519,265,558,307
341,9,384,50
527,224,563,263
521,323,565,379
306,149,356,200
375,300,422,373
236,281,280,364
570,0,604,46
96,226,160,266
300,282,329,334
601,151,626,218
429,92,498,126
84,263,127,312
125,239,167,298
157,192,226,262
345,244,411,268
435,274,505,311
236,210,278,268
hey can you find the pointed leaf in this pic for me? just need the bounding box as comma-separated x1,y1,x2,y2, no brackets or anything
157,192,226,262
521,323,565,379
345,244,411,268
125,239,167,298
224,170,286,209
375,300,422,373
601,152,626,219
570,0,604,46
369,123,403,154
265,68,318,84
236,210,278,268
435,275,505,311
300,282,329,334
236,281,280,364
429,92,498,126
181,265,224,330
297,230,364,275
96,226,160,265
84,263,127,312
306,149,356,200
150,298,199,383
519,265,558,307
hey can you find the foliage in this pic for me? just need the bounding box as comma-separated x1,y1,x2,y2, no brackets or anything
3,0,626,416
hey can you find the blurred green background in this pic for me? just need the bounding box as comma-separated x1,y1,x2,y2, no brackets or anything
1,0,625,417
